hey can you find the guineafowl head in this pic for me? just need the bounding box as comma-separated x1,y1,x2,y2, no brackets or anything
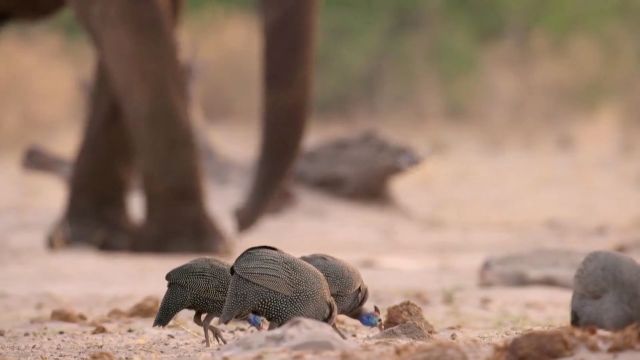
247,313,267,330
358,305,383,330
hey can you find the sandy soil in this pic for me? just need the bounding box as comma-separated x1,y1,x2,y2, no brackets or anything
1,116,640,359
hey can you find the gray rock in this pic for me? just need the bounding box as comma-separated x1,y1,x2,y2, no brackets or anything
479,249,586,288
219,317,354,356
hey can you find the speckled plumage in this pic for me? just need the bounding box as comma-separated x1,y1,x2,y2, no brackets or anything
220,246,339,331
153,257,231,346
571,251,640,330
300,253,369,318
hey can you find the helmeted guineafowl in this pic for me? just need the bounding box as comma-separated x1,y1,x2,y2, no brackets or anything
571,251,640,330
219,246,345,338
301,253,383,330
153,257,264,346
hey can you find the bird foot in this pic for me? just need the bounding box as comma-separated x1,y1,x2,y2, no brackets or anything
209,326,227,345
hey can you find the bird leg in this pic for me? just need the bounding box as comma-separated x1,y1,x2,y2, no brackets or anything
332,324,347,340
193,311,204,326
202,313,227,346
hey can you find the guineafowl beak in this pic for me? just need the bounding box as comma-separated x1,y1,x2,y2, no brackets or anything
374,305,384,331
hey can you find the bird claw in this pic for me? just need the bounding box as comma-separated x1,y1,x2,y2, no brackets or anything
210,326,227,345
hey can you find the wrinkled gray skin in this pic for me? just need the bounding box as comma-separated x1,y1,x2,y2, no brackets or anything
571,251,640,330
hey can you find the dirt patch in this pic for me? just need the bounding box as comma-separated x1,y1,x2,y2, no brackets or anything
383,301,435,334
404,342,468,360
492,329,574,360
88,352,115,360
607,324,640,353
491,326,640,359
50,308,87,324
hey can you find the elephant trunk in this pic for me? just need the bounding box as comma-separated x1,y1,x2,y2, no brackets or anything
235,0,318,232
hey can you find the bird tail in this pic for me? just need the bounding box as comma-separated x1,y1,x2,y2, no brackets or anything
153,285,190,327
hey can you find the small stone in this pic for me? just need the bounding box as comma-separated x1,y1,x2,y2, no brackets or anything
24,332,29,336
450,332,457,341
127,328,134,333
92,325,108,334
383,301,435,334
167,334,175,339
0,329,5,336
58,330,65,335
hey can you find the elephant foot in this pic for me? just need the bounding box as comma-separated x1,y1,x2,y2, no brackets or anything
47,216,133,251
133,214,232,254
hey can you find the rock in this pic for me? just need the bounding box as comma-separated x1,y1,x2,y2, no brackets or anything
88,352,115,360
0,329,4,336
50,308,87,323
383,301,435,334
405,342,467,360
220,317,354,356
374,322,431,341
294,131,422,199
126,296,159,318
106,308,128,319
492,329,574,360
479,249,585,288
91,324,108,334
108,296,159,319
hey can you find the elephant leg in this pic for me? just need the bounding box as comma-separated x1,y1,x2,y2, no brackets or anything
68,0,229,253
48,62,134,251
235,0,318,231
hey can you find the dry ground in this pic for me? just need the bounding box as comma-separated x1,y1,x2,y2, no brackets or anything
1,114,640,359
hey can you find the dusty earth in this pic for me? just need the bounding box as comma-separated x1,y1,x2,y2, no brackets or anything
2,112,640,359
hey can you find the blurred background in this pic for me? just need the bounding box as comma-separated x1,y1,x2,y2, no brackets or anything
2,1,640,357
4,0,640,145
2,0,640,228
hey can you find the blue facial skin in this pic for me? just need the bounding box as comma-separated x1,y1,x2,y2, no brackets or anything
247,313,264,330
358,312,381,328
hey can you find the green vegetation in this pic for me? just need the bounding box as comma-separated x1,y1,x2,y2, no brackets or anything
47,0,640,115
